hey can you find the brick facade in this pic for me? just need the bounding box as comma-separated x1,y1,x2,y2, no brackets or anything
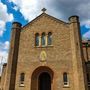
0,12,89,90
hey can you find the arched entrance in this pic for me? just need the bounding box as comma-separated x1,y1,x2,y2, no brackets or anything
38,72,51,90
31,66,53,90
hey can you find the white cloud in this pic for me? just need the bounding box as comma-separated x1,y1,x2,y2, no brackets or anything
0,2,13,22
81,20,90,29
9,0,41,21
77,3,90,19
8,0,63,21
13,6,18,11
9,0,21,5
0,1,14,36
0,50,8,74
82,30,90,39
8,0,90,22
0,21,5,36
0,41,10,51
0,51,8,63
0,41,10,74
4,41,10,50
0,41,10,73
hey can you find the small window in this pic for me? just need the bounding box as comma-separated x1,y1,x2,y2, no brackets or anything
35,33,39,46
63,73,69,86
41,32,46,46
20,73,25,85
48,32,52,45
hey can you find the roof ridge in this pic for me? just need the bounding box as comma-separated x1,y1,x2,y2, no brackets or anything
22,13,67,29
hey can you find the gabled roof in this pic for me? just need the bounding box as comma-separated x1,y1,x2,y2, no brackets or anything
22,12,68,29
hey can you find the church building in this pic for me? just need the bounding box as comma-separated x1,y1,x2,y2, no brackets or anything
0,9,90,90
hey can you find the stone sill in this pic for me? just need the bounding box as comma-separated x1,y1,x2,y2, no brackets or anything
19,84,25,87
34,45,53,48
63,85,70,88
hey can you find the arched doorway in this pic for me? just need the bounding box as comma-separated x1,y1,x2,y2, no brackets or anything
31,66,53,90
38,72,51,90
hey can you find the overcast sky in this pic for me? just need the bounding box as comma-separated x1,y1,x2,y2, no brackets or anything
0,0,90,68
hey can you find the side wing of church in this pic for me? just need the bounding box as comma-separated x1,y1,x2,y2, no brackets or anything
0,10,90,90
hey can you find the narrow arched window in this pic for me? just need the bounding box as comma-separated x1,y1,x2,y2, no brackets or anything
63,73,69,86
20,73,25,85
48,32,52,45
41,32,46,46
35,33,39,46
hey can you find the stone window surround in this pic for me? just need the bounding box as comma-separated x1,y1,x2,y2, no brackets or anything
19,73,25,87
63,72,70,88
35,32,53,47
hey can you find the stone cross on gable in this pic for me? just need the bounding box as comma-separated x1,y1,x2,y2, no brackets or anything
41,8,47,13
